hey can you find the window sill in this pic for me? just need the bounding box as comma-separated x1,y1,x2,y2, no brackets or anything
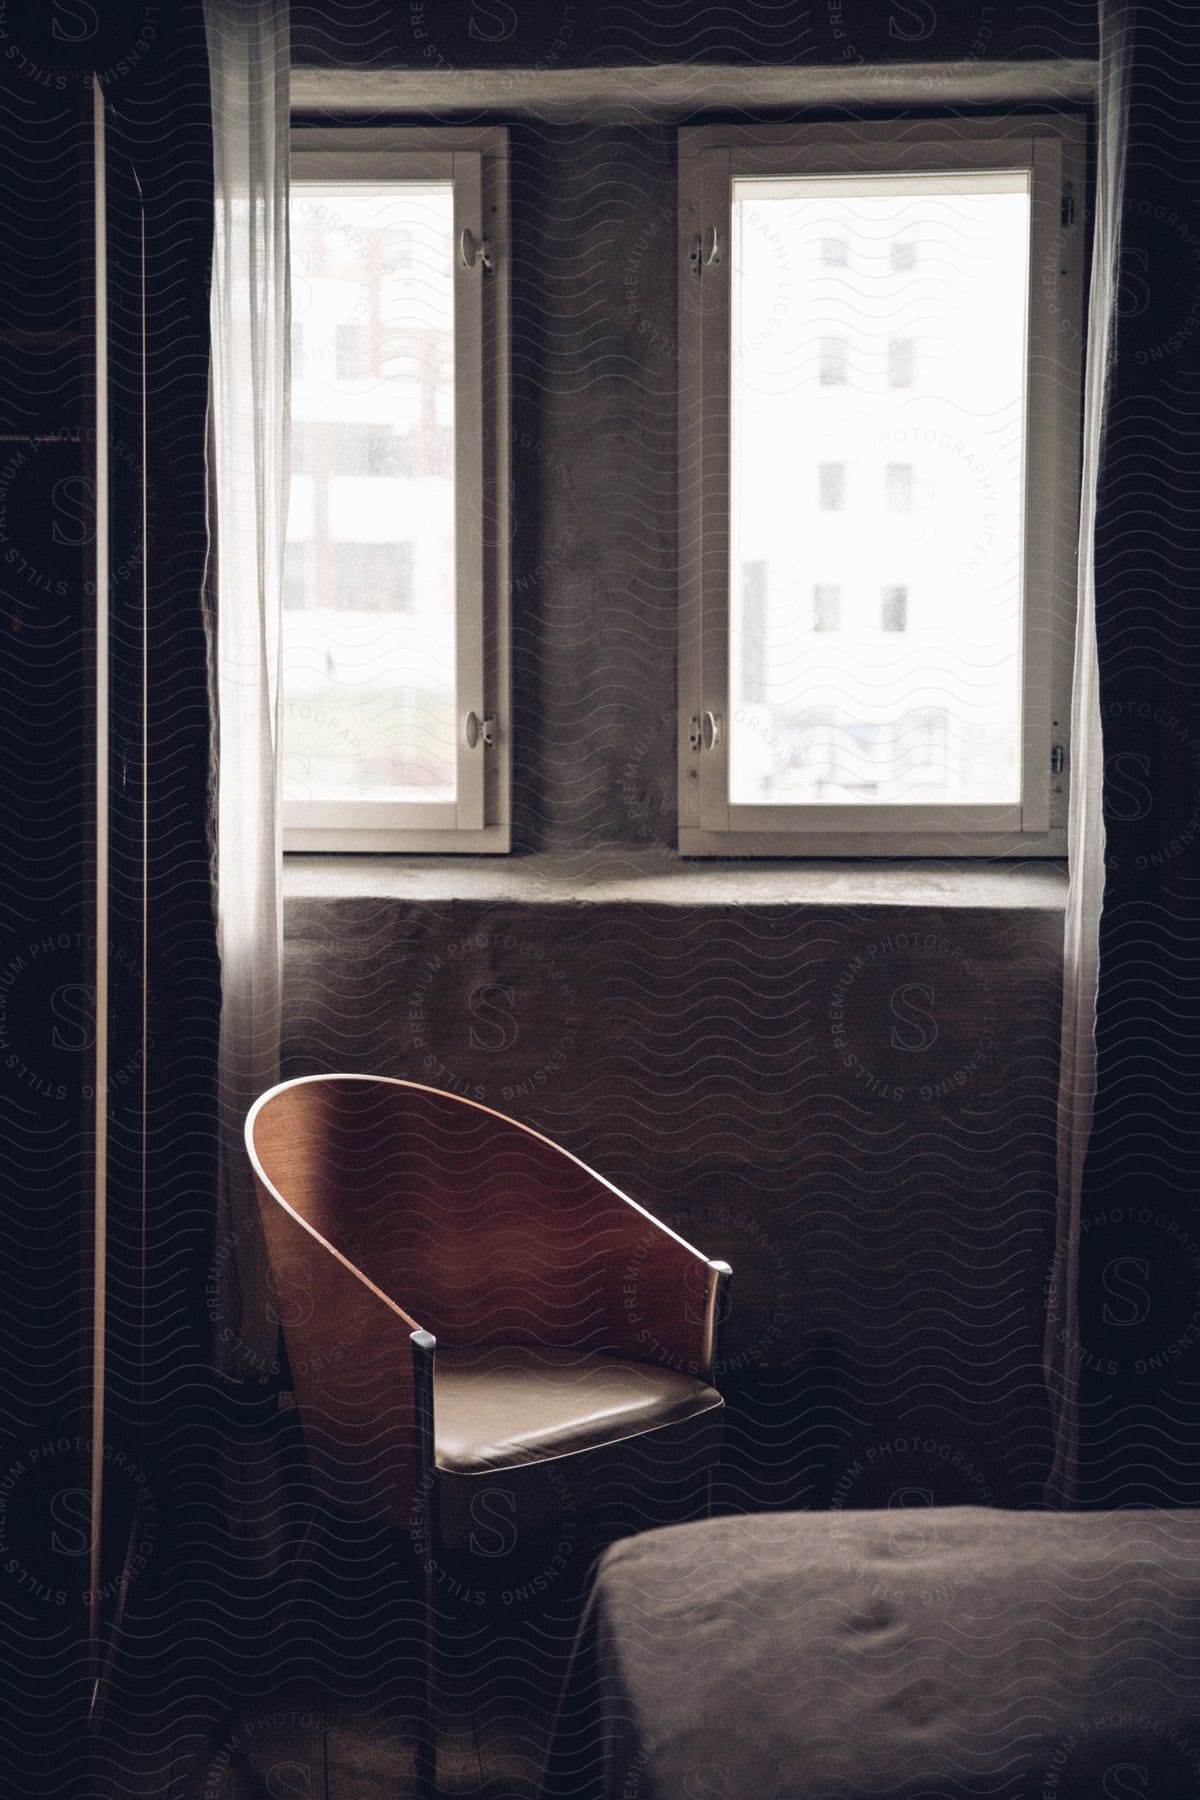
283,846,1067,911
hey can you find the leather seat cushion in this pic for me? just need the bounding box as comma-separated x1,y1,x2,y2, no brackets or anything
433,1345,722,1475
431,1346,724,1549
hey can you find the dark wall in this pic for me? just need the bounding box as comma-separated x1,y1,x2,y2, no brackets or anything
284,888,1066,1505
508,120,679,851
292,0,1097,70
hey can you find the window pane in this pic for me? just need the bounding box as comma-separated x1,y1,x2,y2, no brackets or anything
881,584,908,632
887,336,915,389
817,462,845,510
285,181,456,805
885,462,913,511
335,321,371,381
729,171,1031,807
813,584,840,632
819,336,848,385
741,561,769,704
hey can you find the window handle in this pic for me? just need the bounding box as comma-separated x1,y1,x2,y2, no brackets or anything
688,226,721,277
460,228,494,272
688,712,722,752
464,711,495,749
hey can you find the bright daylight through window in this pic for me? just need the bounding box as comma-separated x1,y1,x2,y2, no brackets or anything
731,171,1030,809
284,130,509,853
679,121,1086,857
286,182,457,802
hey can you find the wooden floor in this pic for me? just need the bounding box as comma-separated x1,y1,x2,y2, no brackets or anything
102,1370,821,1798
103,1421,601,1800
110,1612,570,1797
108,1538,585,1799
126,1679,545,1799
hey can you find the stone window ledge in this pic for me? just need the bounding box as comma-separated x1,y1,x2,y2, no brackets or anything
284,847,1067,912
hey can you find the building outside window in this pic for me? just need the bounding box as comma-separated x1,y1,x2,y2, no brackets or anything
283,127,510,852
678,117,1085,854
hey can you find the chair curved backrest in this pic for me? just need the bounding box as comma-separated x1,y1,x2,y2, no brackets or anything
246,1075,725,1523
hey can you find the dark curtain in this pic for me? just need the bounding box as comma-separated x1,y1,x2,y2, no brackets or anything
0,46,95,1800
0,3,219,1790
97,0,230,1780
1080,0,1200,1505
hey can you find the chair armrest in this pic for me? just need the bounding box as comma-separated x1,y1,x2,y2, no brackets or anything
601,1199,732,1385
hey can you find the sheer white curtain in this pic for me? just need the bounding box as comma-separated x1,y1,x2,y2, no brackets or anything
204,0,290,1377
1044,0,1132,1504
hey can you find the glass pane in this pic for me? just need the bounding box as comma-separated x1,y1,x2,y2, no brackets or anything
729,171,1031,808
285,180,456,806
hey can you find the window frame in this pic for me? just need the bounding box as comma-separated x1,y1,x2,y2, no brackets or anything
284,124,511,854
677,116,1088,859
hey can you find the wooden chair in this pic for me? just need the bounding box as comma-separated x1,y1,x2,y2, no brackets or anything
245,1074,731,1797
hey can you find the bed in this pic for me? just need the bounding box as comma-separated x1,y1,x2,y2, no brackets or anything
543,1505,1200,1800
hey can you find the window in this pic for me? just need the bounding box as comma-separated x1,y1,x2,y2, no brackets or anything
819,335,848,385
284,127,510,852
818,462,846,510
678,118,1086,856
813,584,841,632
885,463,913,512
881,584,908,632
334,321,372,381
329,541,414,613
887,336,915,389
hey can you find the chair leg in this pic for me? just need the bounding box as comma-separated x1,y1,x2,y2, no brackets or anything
704,1466,719,1519
415,1549,438,1799
411,1329,439,1799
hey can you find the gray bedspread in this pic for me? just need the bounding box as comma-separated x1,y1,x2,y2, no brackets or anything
542,1505,1200,1800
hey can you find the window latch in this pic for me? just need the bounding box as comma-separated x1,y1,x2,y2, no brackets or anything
1051,743,1066,775
689,711,721,751
688,226,721,278
464,711,496,749
460,228,494,272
